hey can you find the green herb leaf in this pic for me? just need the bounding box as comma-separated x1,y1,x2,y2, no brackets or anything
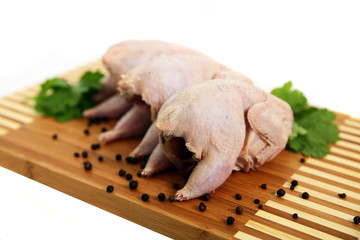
34,70,104,122
272,81,340,158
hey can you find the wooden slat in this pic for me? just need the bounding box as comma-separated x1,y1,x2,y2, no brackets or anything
291,173,360,200
306,158,360,180
330,146,360,160
245,220,302,240
298,165,360,189
339,132,360,144
0,107,33,123
335,140,360,152
0,126,8,136
338,125,360,136
0,116,21,130
344,119,360,129
324,154,360,170
255,210,343,240
0,99,37,116
234,231,262,240
266,201,359,238
283,182,360,211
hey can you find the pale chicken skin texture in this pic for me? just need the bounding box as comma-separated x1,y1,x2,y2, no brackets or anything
156,79,293,201
83,39,208,118
108,54,252,166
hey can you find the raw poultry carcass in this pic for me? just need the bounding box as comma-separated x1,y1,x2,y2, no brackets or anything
99,54,252,161
155,79,293,201
83,40,209,119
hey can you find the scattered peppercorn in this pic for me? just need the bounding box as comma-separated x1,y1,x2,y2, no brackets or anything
168,195,175,202
226,216,235,225
52,134,57,140
260,184,267,189
84,129,90,135
129,180,138,190
300,158,306,163
82,151,88,158
74,152,80,158
98,156,103,162
101,116,109,123
338,193,346,198
83,161,92,171
292,213,298,219
258,204,263,209
302,192,309,199
200,193,211,201
277,188,286,197
254,199,260,204
106,185,114,193
235,194,242,200
116,154,122,161
173,183,181,190
141,193,149,202
118,169,126,176
235,206,243,215
198,202,207,211
291,180,298,187
353,216,360,224
125,173,133,181
158,193,166,201
137,171,142,177
91,143,101,150
126,156,139,164
290,185,295,190
101,127,107,133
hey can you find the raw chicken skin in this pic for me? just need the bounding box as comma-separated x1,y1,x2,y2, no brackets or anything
109,54,251,167
156,79,293,201
84,40,208,117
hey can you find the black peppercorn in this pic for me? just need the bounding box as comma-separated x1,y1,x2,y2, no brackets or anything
82,151,88,158
300,158,306,163
226,216,235,225
158,193,166,201
200,193,211,201
101,127,107,133
84,129,90,135
98,156,103,162
118,169,126,176
258,204,263,209
235,206,243,214
129,180,138,190
292,213,298,219
106,185,114,193
254,199,260,204
198,202,206,212
91,143,100,150
277,188,286,197
173,183,181,190
137,171,142,177
116,154,122,161
168,195,175,202
353,216,360,224
235,194,242,200
260,184,267,189
141,193,149,202
125,173,133,181
126,156,139,164
83,161,92,171
338,193,346,198
74,152,80,158
302,192,309,199
52,134,57,140
290,185,295,190
291,180,298,187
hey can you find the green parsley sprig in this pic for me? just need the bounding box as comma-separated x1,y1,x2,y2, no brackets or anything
34,71,104,122
271,81,340,158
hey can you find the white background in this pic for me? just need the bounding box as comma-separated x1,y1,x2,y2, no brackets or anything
0,1,359,239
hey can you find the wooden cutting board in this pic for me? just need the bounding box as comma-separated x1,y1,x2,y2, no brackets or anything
0,62,359,240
